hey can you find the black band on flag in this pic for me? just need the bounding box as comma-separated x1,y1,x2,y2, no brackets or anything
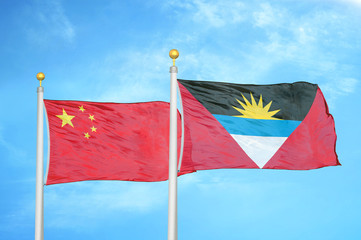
178,79,318,121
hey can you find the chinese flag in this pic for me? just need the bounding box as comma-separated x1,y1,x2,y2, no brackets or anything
44,100,192,185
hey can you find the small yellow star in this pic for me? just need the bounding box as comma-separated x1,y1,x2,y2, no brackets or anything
91,126,97,132
84,132,90,139
79,105,85,112
89,114,95,121
56,109,75,128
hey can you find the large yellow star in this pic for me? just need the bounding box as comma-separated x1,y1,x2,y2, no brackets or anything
56,109,75,128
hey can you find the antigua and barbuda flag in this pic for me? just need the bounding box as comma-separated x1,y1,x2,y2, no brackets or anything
44,100,193,185
178,79,340,171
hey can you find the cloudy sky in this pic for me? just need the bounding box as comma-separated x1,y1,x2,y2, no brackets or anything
1,0,361,239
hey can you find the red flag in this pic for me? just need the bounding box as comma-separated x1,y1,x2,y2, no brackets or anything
44,100,192,185
178,80,340,171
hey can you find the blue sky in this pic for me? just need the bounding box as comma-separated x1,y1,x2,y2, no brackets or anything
1,0,361,239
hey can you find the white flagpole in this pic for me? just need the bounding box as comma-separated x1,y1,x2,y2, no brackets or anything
168,49,179,240
35,72,45,240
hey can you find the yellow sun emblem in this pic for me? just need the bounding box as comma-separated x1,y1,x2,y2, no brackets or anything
233,93,281,120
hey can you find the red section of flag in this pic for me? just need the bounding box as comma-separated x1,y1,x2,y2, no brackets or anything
178,83,340,171
44,100,192,185
178,83,260,171
263,88,340,169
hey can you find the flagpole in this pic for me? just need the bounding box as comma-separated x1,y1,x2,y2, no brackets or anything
168,49,179,240
35,72,45,240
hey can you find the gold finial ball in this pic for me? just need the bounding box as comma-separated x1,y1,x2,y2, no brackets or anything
169,49,179,60
36,72,45,81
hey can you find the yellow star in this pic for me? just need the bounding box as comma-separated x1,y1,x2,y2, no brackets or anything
84,132,90,139
79,105,85,112
91,126,97,132
56,109,75,128
89,114,95,121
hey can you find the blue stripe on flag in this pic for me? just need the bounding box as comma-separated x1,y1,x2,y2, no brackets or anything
213,114,301,137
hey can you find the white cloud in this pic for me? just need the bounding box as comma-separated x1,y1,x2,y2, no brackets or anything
93,48,171,103
338,78,359,93
178,170,292,210
162,2,344,82
320,77,358,112
79,1,360,108
320,77,359,107
160,1,360,94
2,198,34,232
247,3,361,87
178,50,269,84
337,0,361,7
164,0,245,27
295,26,316,44
192,0,245,27
0,125,26,162
2,181,168,231
253,3,286,28
26,0,75,44
45,181,168,228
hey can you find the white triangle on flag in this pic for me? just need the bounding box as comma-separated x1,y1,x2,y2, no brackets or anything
230,134,287,168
